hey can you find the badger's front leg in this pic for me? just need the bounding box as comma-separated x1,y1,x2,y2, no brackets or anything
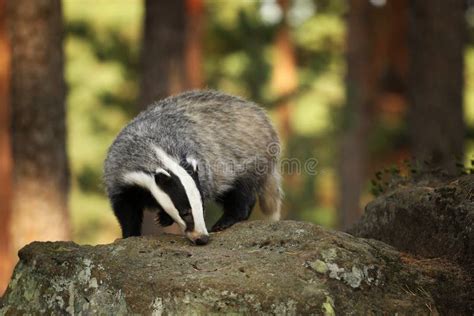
110,185,150,238
211,181,257,232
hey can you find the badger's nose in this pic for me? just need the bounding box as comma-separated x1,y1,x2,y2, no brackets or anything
194,235,209,245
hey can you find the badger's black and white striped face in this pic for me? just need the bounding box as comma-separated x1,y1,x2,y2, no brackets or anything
123,147,209,244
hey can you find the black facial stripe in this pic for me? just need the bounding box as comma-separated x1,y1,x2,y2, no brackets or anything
154,169,195,232
113,184,173,228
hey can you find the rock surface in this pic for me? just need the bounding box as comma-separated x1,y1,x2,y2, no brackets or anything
0,220,471,315
352,175,473,268
352,174,474,313
350,174,474,304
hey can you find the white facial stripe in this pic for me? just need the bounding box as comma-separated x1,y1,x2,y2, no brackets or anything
156,167,171,177
154,146,208,236
122,171,186,230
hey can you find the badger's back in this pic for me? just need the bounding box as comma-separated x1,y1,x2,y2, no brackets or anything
104,90,279,199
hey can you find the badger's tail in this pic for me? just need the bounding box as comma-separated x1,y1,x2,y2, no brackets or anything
258,169,283,221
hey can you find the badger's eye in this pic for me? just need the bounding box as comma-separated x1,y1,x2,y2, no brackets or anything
181,211,192,220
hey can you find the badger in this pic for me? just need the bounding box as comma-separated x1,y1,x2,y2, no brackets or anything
104,90,282,245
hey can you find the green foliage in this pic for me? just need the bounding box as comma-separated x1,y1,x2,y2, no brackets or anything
64,0,142,244
465,49,474,128
204,2,275,103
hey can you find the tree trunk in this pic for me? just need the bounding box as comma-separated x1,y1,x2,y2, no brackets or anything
339,0,372,229
185,0,204,89
0,0,13,295
138,0,187,109
408,0,465,171
7,0,70,257
270,0,297,219
272,0,297,142
340,0,409,229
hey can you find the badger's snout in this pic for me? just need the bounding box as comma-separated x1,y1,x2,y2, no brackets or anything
194,235,209,245
186,231,209,245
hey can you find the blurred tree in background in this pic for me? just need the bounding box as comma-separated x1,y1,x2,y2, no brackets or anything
409,0,465,172
340,0,410,228
0,0,12,295
340,0,467,228
139,0,186,108
0,0,70,294
8,0,70,259
271,0,298,142
186,0,205,89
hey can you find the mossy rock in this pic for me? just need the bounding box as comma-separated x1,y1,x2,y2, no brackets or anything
0,220,470,315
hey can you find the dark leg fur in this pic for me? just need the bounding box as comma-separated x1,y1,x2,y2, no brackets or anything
111,185,157,238
211,180,257,232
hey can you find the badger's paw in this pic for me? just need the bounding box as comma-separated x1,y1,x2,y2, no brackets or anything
211,216,242,232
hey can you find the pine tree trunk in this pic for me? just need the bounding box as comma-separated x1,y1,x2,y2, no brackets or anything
340,0,410,229
272,0,297,141
269,0,297,220
339,0,372,229
408,0,465,171
0,0,13,295
8,0,70,256
138,0,187,109
185,0,204,89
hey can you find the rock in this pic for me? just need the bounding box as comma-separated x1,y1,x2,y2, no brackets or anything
0,220,471,315
352,176,473,267
352,174,474,314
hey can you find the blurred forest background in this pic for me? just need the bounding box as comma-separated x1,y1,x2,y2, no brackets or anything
1,0,474,294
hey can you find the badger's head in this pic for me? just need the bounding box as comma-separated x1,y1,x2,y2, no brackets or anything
123,147,209,245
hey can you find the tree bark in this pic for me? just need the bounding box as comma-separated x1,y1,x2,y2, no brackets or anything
339,0,372,229
340,0,409,229
272,0,297,142
7,0,70,256
185,0,204,89
138,0,187,109
408,0,465,171
269,0,297,220
0,0,13,295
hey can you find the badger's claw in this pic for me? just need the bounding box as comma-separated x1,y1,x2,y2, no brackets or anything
211,216,241,232
210,223,231,232
210,224,226,232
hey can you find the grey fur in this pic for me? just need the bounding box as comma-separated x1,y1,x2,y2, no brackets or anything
104,90,282,219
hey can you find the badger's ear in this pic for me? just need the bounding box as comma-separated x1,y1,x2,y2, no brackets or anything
181,157,198,175
186,157,198,173
154,168,171,185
